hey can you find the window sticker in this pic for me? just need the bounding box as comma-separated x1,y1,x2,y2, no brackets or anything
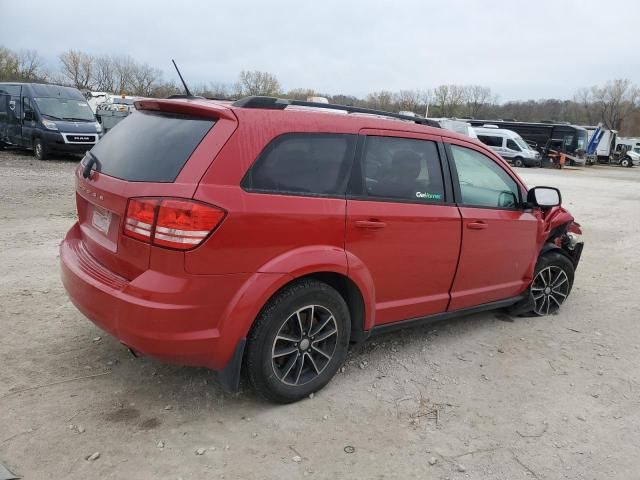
416,192,442,200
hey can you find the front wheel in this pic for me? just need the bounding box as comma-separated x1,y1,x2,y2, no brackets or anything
620,157,631,168
529,252,575,316
245,279,351,403
34,138,47,161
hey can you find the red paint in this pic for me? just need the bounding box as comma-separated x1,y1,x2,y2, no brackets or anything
60,98,579,374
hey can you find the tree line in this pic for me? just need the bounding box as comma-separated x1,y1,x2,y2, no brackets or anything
1,45,639,135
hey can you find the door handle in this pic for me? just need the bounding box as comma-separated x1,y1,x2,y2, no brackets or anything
467,221,488,230
355,220,387,229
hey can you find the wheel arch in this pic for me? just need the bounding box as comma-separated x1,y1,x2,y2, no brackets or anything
215,247,375,391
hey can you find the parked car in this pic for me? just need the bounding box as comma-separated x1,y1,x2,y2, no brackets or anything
0,83,102,160
60,96,584,403
475,126,541,167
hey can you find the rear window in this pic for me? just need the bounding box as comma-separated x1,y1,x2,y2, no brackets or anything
90,111,214,182
242,133,357,196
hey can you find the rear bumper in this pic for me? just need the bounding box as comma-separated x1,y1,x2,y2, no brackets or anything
59,222,251,371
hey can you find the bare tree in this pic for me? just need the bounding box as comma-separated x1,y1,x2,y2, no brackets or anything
590,79,639,130
151,80,182,98
93,55,116,92
573,87,595,125
393,89,428,113
236,70,280,96
0,46,19,81
16,49,47,81
366,90,394,111
112,56,135,94
464,85,493,118
286,88,317,100
129,63,160,96
432,85,466,117
59,49,94,90
193,82,233,99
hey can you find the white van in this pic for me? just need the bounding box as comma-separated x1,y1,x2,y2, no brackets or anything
475,125,541,167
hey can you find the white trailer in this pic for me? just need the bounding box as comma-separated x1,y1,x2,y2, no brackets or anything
584,126,617,163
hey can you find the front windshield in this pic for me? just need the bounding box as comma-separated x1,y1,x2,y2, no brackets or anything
34,97,95,121
576,131,587,150
514,136,530,150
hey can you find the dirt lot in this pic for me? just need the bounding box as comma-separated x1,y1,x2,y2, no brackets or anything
1,148,639,480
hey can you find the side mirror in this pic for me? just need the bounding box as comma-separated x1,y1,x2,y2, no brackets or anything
24,111,34,122
527,186,561,208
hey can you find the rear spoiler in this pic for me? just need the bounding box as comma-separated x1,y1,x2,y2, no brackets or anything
134,99,236,121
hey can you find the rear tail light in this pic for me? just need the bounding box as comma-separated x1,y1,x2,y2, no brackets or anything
123,198,225,250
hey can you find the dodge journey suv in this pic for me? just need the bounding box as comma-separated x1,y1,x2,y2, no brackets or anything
60,96,583,403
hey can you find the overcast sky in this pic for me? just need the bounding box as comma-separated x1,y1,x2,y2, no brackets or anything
4,0,639,101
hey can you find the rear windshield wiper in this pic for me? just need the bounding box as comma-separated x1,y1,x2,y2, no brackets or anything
82,151,101,179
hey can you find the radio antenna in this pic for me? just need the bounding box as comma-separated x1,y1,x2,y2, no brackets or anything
172,59,193,97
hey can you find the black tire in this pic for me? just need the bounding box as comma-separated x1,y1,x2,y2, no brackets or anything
245,279,351,403
527,252,575,316
34,138,47,161
620,157,631,168
513,157,524,168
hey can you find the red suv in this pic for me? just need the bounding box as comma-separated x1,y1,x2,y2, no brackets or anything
60,96,583,403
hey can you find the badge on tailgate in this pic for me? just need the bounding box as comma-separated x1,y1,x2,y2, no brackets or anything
92,206,112,234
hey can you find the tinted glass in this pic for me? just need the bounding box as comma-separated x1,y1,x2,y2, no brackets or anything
363,136,444,203
477,135,503,147
506,139,521,151
450,145,519,208
244,133,356,195
90,111,214,182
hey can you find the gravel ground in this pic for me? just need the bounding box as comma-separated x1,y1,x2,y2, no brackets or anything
1,148,639,480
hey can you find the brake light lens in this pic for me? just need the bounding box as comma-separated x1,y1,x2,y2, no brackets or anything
123,198,225,250
124,198,158,242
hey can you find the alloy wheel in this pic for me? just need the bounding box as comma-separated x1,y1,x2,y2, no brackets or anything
271,305,338,386
531,266,570,315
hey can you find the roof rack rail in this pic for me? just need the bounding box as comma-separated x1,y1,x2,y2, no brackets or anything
232,96,441,128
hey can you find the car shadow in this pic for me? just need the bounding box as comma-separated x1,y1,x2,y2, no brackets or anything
78,306,523,413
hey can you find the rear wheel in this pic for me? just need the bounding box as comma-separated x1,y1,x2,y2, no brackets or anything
529,252,575,316
245,279,350,403
513,157,524,167
34,138,47,161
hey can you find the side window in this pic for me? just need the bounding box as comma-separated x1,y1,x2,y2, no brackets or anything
477,135,503,148
23,97,34,119
362,136,445,203
243,133,356,196
450,145,520,209
506,139,521,151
